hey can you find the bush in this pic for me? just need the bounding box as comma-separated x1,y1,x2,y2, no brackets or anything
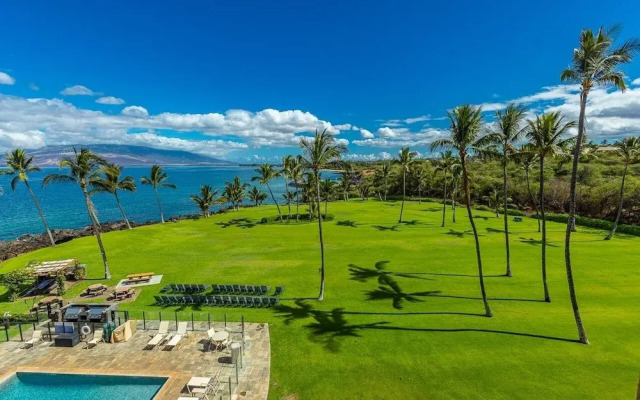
260,213,335,224
534,213,640,236
474,205,493,212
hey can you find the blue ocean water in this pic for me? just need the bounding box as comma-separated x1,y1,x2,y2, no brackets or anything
0,372,167,399
0,166,303,241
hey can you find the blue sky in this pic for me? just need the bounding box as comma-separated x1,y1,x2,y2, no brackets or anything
1,0,640,162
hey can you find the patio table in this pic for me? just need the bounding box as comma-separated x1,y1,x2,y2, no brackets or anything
187,376,211,395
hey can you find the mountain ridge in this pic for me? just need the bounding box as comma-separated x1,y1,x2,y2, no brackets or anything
26,144,235,166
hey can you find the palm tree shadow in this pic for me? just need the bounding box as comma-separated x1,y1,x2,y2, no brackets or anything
400,220,428,226
348,261,434,283
486,227,505,234
336,220,358,228
305,309,389,352
519,237,559,247
215,218,257,229
421,207,441,212
444,229,481,238
424,293,546,303
373,224,400,232
473,215,490,221
365,279,442,310
418,272,503,278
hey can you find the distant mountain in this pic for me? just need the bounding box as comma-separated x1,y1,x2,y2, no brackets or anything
28,145,235,166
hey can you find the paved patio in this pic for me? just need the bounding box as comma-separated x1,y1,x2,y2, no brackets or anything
0,320,270,400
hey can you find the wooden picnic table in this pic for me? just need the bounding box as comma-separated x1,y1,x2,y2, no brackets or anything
39,296,61,305
126,272,154,279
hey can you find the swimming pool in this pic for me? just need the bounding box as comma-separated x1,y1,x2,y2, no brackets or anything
0,372,167,399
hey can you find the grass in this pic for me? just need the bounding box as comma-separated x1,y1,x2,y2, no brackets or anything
1,200,639,399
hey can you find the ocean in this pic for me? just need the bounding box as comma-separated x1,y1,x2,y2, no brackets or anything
0,166,321,241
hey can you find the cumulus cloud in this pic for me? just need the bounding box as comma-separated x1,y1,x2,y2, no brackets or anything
378,127,399,138
60,85,96,96
632,78,640,86
404,115,430,124
96,96,125,105
359,128,374,139
0,72,15,85
0,94,347,157
122,105,149,117
344,151,393,161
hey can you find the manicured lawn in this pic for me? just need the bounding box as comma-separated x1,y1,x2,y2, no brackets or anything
1,200,639,399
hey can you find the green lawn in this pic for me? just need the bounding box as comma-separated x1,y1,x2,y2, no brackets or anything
1,200,639,399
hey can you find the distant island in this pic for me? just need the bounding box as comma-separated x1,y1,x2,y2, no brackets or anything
27,144,236,166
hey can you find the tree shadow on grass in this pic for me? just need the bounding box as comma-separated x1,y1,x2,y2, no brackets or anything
486,227,505,234
336,220,358,228
418,272,503,278
215,218,257,229
444,229,482,238
305,309,389,352
373,224,400,232
421,207,442,212
348,261,434,284
473,215,490,221
364,279,441,310
424,293,546,303
400,219,429,226
519,237,559,247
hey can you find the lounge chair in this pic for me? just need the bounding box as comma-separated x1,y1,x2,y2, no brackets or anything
146,321,170,349
87,329,104,348
21,330,42,349
273,286,285,296
164,322,188,351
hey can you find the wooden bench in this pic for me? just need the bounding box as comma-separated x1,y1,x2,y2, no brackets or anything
123,272,154,285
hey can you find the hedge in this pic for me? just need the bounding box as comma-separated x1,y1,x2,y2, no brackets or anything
260,213,335,224
535,213,640,236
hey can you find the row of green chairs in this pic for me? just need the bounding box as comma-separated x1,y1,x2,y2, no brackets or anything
160,283,211,293
212,284,270,295
154,295,280,308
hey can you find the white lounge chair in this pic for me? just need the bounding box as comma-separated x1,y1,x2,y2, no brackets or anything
21,330,42,349
87,328,104,348
146,321,170,349
164,321,188,351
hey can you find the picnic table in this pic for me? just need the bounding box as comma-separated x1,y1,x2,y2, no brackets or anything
112,287,135,301
85,284,107,296
123,272,154,285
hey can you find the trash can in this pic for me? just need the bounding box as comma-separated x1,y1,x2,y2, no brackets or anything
230,342,241,364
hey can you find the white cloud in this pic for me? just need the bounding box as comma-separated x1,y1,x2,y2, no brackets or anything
60,85,95,96
0,94,346,157
632,78,640,86
96,96,125,105
334,123,352,130
378,127,398,138
0,72,15,85
344,151,393,161
404,115,430,124
121,105,149,117
29,83,40,91
359,128,374,139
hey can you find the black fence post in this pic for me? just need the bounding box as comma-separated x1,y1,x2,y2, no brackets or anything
143,311,146,330
174,311,178,329
124,311,129,322
159,311,162,322
224,314,227,328
228,376,232,400
191,313,194,331
207,313,211,330
241,315,245,354
18,323,23,341
4,326,9,342
47,321,52,342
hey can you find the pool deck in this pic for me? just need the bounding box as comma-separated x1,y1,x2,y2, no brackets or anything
0,320,270,400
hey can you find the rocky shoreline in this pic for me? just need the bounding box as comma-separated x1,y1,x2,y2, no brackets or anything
0,215,199,262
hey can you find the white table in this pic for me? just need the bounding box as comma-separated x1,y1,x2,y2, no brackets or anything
187,376,211,395
210,330,229,350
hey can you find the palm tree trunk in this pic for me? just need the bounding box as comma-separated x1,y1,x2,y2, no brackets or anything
399,170,406,223
266,182,282,222
284,176,291,221
82,185,110,279
525,167,541,232
452,192,456,223
502,156,512,277
461,153,492,317
539,157,550,302
384,177,388,201
296,188,300,221
605,162,628,240
441,172,447,227
24,181,55,246
154,187,165,223
325,198,328,216
114,192,132,229
315,171,326,301
564,91,589,344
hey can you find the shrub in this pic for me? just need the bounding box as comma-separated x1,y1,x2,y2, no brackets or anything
260,214,335,224
534,213,640,236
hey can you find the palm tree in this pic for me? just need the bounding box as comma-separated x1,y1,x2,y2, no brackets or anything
252,164,283,222
42,148,111,279
90,164,136,229
560,25,640,344
605,137,640,240
282,155,294,217
320,178,337,215
338,171,352,201
222,176,248,211
247,186,268,206
435,150,456,227
482,188,504,218
190,185,219,217
394,147,417,223
140,165,176,223
481,103,527,277
299,129,347,301
410,165,427,203
450,164,462,223
431,105,492,317
289,157,303,221
0,149,55,246
283,191,296,219
379,162,391,201
514,145,541,232
527,112,576,303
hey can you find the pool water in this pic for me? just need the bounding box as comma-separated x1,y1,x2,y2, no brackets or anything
0,372,167,399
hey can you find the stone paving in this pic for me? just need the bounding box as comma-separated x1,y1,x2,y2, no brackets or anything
0,320,270,400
